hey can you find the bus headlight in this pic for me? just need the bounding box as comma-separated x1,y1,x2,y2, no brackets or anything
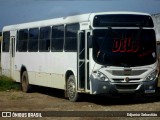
144,70,158,81
93,71,109,81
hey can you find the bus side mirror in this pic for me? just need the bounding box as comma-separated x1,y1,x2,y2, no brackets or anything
88,35,93,48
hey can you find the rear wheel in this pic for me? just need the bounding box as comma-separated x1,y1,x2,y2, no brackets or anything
67,75,79,102
21,71,30,93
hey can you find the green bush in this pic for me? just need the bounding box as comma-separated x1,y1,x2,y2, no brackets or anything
0,76,20,91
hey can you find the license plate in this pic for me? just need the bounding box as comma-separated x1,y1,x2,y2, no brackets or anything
145,90,155,93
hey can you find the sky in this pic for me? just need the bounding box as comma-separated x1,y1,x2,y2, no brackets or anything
0,0,160,31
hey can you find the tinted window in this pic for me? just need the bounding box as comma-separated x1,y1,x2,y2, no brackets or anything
18,29,28,52
93,14,154,27
93,29,156,67
2,31,10,52
28,28,39,52
39,26,51,52
51,25,64,52
65,23,79,51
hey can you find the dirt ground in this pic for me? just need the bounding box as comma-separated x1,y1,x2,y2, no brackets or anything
0,86,160,120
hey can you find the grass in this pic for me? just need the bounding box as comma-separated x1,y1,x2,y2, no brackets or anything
0,76,20,91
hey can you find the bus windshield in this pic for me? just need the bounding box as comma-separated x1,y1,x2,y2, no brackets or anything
92,29,157,67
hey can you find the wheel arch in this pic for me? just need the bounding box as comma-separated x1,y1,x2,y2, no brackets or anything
20,65,27,82
65,70,74,82
65,69,77,85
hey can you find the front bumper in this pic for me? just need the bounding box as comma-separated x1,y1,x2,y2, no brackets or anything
90,76,158,95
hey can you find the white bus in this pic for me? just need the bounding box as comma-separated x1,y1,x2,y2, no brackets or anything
1,12,159,101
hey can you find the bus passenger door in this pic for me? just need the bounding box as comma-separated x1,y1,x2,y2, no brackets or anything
10,31,16,79
77,30,91,92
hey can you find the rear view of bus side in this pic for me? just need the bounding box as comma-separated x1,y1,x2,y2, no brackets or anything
1,12,159,102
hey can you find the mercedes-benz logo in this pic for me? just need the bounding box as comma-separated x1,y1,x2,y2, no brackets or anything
124,77,129,82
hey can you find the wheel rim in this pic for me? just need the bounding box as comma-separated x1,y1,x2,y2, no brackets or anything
67,79,76,99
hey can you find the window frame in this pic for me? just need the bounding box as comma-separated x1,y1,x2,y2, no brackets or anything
28,28,39,52
39,26,51,52
17,29,28,52
2,31,10,52
64,23,80,52
51,25,64,52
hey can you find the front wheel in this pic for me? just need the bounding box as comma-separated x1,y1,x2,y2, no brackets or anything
67,75,80,102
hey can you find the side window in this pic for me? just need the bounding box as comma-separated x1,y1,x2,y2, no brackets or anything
18,29,28,52
39,26,51,52
65,23,79,52
2,31,10,52
51,25,64,52
28,28,39,52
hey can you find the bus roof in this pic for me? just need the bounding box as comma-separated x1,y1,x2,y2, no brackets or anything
2,11,151,31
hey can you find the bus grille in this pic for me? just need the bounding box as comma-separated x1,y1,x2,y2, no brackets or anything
115,84,139,90
112,78,141,82
107,70,147,76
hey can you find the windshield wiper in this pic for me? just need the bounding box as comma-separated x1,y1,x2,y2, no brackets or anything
108,26,143,43
107,26,121,39
132,26,143,44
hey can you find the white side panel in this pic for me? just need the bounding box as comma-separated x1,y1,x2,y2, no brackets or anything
50,73,65,89
1,53,10,77
14,70,20,82
14,52,77,90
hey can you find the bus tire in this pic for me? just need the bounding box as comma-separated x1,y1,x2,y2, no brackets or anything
21,71,30,93
67,75,79,102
